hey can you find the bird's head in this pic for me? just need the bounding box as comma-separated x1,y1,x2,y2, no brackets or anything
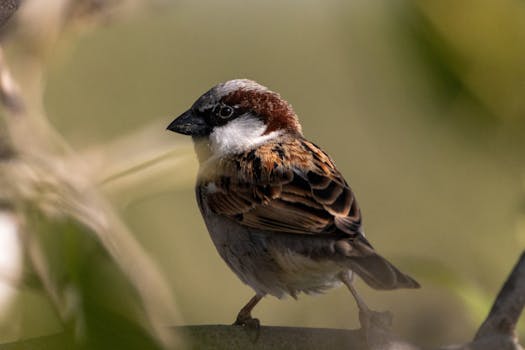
167,79,302,157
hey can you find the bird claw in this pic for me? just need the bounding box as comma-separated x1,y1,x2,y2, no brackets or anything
359,308,393,332
233,316,261,343
233,316,260,330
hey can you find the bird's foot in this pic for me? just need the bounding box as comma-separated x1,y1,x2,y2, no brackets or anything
233,294,264,342
233,315,261,343
359,308,393,332
359,308,401,350
233,315,260,330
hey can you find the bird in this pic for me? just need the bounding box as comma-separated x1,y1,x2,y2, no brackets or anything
167,79,419,328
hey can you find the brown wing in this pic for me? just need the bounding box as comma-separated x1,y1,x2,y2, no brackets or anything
201,138,362,236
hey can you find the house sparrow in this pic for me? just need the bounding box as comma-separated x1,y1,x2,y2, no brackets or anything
167,79,419,327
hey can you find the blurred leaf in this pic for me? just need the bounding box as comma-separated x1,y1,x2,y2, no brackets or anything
395,1,496,123
409,0,525,123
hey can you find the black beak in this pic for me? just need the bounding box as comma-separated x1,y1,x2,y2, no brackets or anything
167,109,210,136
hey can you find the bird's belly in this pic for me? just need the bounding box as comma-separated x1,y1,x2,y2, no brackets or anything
200,205,346,298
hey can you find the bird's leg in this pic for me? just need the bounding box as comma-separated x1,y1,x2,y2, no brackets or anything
340,272,393,336
340,272,371,314
233,294,263,329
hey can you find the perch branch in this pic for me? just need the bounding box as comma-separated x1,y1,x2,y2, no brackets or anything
178,251,525,350
5,252,525,350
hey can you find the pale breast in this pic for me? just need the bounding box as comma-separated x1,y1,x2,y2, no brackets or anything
195,185,348,298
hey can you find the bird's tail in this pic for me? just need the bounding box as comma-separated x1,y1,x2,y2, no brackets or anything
347,253,420,290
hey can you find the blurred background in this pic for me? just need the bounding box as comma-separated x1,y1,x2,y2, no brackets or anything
1,0,525,348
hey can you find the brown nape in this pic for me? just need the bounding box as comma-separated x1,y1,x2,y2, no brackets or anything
222,88,302,135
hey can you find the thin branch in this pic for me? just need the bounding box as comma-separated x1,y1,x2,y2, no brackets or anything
475,252,525,339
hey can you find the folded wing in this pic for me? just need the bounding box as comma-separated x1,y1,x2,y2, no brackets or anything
203,138,362,236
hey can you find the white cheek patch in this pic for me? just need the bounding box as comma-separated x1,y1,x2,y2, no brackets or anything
209,115,282,155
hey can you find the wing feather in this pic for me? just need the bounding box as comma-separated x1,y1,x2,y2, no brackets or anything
200,137,362,236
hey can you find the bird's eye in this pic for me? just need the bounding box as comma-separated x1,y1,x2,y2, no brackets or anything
218,105,234,119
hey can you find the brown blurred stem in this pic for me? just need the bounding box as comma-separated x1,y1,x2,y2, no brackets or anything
0,46,25,116
0,0,25,153
0,0,20,29
0,1,180,348
0,0,20,157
